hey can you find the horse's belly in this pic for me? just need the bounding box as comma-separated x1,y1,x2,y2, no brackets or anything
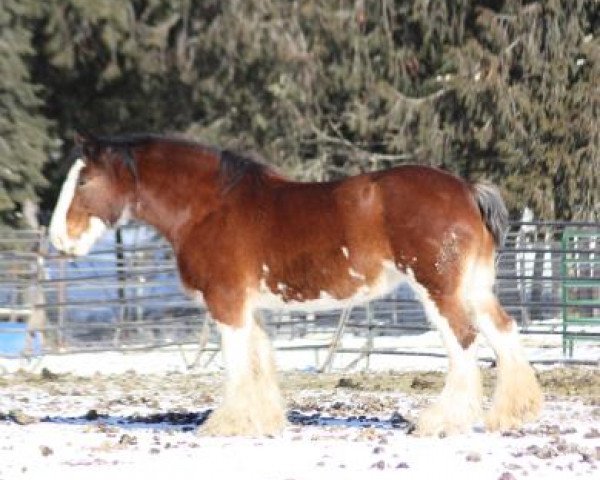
253,260,408,312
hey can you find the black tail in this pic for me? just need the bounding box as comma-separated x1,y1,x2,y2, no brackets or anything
471,182,509,247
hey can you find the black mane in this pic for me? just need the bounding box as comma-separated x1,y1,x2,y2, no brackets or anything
218,149,269,193
81,133,272,193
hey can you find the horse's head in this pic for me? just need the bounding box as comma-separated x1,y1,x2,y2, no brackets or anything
49,133,135,256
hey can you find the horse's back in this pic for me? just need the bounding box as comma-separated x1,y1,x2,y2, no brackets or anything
335,165,486,255
372,165,480,223
257,164,486,266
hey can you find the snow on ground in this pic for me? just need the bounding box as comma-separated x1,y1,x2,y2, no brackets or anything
2,329,598,376
0,398,597,480
1,332,599,480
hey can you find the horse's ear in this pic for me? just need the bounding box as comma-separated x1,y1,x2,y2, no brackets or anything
74,130,100,161
74,131,88,146
74,129,98,147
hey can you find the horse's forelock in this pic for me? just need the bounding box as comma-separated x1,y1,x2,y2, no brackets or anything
66,144,84,165
74,138,138,182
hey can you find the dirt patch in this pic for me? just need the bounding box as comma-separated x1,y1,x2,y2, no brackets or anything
1,365,598,406
280,366,600,400
538,368,600,402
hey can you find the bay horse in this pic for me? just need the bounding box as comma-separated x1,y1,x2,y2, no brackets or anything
49,133,542,437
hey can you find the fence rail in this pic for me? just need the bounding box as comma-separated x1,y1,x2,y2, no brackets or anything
1,221,598,363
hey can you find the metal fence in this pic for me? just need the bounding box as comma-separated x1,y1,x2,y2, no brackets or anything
1,221,598,363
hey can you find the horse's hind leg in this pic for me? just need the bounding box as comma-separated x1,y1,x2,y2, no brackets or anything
413,291,483,436
467,262,543,431
200,302,286,436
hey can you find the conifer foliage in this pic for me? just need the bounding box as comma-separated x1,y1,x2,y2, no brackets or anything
0,0,53,227
0,1,598,226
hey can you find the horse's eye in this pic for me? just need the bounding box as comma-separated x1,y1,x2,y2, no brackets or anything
77,177,88,188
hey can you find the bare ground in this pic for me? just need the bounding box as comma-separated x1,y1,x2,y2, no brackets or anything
0,366,599,479
1,366,599,429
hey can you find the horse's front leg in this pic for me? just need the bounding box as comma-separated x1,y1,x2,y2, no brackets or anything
200,298,286,437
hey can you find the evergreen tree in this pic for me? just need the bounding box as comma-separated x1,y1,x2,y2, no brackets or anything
4,0,596,223
0,0,53,228
435,0,599,219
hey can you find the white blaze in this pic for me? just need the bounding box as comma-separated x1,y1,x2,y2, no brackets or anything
49,159,107,256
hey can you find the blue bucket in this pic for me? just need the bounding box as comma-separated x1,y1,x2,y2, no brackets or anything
0,322,42,356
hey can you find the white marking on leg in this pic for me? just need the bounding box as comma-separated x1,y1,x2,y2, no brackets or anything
218,319,252,392
49,159,107,256
465,262,543,430
476,313,524,362
407,270,482,434
462,259,495,303
475,311,543,429
463,261,526,363
208,307,285,436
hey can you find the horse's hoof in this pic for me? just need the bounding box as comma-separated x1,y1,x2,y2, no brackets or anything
197,406,286,437
414,400,480,437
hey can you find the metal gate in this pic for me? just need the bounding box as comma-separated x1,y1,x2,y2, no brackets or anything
1,221,598,362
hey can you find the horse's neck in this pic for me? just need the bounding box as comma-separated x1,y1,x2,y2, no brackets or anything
133,152,221,244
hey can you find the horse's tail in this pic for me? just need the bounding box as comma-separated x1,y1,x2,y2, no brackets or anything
471,181,509,248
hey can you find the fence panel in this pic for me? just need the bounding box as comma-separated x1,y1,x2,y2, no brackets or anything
561,229,599,356
1,221,598,361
